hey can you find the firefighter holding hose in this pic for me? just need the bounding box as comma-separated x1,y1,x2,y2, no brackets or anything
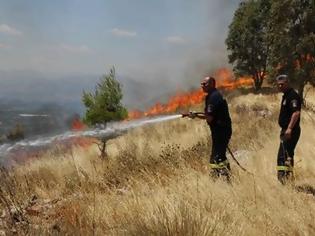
184,76,232,181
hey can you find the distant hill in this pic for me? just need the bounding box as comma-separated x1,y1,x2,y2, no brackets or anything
0,70,175,113
0,70,178,138
0,100,79,139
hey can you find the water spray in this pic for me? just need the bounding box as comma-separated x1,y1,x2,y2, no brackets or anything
0,114,183,159
1,111,249,175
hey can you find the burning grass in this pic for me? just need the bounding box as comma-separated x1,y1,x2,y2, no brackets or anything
0,91,315,235
128,68,253,119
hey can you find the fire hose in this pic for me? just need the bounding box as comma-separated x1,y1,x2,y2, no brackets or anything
181,111,252,174
181,111,205,118
227,146,252,174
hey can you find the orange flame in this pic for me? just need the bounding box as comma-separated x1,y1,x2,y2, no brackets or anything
143,89,205,117
214,68,253,90
71,117,87,131
128,68,253,119
295,54,315,69
128,110,145,120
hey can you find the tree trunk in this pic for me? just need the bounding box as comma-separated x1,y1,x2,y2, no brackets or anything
253,76,263,91
97,138,108,159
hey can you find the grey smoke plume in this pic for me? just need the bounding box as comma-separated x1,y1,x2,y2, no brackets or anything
0,1,241,112
121,0,240,97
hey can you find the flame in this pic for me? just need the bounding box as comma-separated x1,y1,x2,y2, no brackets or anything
214,68,253,90
295,54,315,69
128,68,253,119
71,117,87,131
70,118,94,148
144,89,205,117
277,54,315,71
128,110,145,120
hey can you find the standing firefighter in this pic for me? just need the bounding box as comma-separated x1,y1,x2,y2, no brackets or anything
276,75,302,184
188,77,232,181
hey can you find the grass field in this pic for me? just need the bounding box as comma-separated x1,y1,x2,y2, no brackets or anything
0,88,314,235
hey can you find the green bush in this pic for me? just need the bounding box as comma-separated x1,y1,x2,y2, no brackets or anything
82,67,128,126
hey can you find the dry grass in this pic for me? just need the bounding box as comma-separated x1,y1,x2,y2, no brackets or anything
0,90,315,235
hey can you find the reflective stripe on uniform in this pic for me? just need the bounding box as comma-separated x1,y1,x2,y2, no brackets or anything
210,160,229,169
277,166,293,171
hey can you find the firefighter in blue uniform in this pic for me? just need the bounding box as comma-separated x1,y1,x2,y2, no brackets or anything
276,75,302,184
189,76,232,181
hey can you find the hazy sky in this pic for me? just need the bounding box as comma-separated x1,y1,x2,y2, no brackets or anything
0,0,241,109
0,0,244,111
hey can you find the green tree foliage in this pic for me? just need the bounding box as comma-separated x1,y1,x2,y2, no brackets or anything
268,0,315,99
82,67,128,126
226,0,271,91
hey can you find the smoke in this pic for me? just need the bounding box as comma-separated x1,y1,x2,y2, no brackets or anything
0,1,241,114
178,0,241,88
122,0,241,105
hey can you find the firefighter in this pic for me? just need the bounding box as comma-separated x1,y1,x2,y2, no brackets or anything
188,76,232,181
276,75,302,184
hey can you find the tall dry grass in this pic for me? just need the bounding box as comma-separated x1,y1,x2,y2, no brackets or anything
0,90,314,235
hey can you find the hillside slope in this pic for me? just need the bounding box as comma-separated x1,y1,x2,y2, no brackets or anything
0,90,314,235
